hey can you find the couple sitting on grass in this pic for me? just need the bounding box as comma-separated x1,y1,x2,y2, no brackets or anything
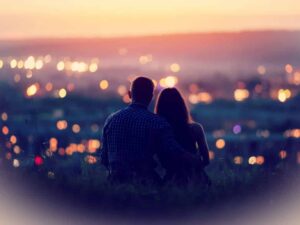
100,76,210,186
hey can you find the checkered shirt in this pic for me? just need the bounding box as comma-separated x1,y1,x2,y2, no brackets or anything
100,103,184,170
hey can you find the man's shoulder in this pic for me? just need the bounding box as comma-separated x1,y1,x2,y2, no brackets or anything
105,106,170,128
104,107,128,123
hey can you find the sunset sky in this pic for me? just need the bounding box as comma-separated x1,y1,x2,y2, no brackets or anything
1,0,300,39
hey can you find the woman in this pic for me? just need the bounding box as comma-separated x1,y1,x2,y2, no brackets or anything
155,88,210,185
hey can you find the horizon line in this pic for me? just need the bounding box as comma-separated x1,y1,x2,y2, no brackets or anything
1,29,300,42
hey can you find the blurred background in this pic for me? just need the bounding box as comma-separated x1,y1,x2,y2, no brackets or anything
0,0,300,224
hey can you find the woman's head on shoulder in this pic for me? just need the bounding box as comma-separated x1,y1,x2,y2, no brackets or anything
155,87,192,126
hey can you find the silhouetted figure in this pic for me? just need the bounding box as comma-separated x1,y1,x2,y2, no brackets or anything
155,88,210,185
100,77,198,185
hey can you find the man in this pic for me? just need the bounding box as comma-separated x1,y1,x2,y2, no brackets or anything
100,76,198,185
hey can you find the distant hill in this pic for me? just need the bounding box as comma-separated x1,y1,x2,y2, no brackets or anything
1,31,300,65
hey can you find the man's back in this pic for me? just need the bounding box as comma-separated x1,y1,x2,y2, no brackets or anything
101,103,173,169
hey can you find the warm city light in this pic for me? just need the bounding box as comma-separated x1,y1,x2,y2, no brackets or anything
88,139,101,153
99,80,109,90
89,63,98,73
292,72,300,85
117,85,127,96
285,64,293,74
197,92,213,104
10,59,17,69
139,55,152,64
45,82,53,92
17,60,24,69
13,145,21,154
58,88,67,98
256,156,265,165
26,83,39,97
216,139,226,149
14,74,21,83
57,61,65,71
160,76,178,88
170,63,181,73
56,120,68,130
35,59,44,70
49,138,58,152
278,89,292,103
1,112,8,121
188,94,199,104
72,124,81,133
10,135,17,144
234,156,243,165
85,155,97,164
257,65,266,75
13,159,20,168
279,150,287,159
123,94,131,103
248,156,257,165
2,126,9,135
24,56,35,70
234,89,250,101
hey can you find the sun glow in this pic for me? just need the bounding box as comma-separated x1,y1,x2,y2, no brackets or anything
1,0,300,39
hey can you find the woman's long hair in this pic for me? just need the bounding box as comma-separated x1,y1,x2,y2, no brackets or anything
155,88,195,153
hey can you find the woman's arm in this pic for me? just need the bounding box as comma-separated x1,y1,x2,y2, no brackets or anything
190,123,210,167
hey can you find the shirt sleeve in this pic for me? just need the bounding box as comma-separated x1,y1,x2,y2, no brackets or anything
100,116,111,169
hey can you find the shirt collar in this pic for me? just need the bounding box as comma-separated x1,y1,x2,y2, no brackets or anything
129,102,148,109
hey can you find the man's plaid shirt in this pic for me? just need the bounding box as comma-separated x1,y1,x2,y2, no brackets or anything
100,103,184,170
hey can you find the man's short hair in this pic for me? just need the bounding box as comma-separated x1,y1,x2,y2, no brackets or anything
131,77,154,104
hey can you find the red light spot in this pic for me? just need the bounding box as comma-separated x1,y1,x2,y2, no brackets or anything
34,156,44,166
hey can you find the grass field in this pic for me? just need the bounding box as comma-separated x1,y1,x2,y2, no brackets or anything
1,153,297,220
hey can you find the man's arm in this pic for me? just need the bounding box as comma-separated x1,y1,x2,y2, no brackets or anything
156,120,200,166
100,129,108,168
100,116,112,169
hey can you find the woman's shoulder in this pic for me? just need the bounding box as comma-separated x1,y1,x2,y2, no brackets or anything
189,122,204,130
189,122,205,136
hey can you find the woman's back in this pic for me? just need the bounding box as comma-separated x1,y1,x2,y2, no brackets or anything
155,88,210,184
173,122,209,165
172,122,196,154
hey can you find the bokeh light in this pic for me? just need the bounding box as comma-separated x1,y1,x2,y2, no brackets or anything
26,83,39,97
99,80,109,90
234,89,249,101
216,139,226,149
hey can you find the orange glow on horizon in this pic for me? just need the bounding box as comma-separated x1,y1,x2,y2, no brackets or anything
1,0,300,39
